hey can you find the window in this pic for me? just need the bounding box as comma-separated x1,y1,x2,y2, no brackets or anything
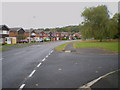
31,33,36,36
3,30,9,34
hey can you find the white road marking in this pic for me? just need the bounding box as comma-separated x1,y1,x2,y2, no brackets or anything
48,53,51,56
46,55,48,58
37,63,41,67
79,69,120,88
42,58,46,62
19,84,25,90
51,50,53,53
28,70,36,77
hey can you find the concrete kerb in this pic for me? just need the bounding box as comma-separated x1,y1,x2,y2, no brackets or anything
77,69,120,90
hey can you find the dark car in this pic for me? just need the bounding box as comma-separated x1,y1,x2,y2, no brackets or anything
17,40,29,43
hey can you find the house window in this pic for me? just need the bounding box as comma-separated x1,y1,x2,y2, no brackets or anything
3,30,9,34
40,34,43,36
31,33,36,36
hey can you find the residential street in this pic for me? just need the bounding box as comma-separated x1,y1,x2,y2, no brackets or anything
2,41,70,88
2,41,119,89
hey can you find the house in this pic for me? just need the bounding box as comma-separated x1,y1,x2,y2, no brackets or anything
24,29,31,42
55,32,61,40
30,30,41,42
40,31,51,41
61,32,71,40
0,25,10,44
9,27,26,43
73,32,81,39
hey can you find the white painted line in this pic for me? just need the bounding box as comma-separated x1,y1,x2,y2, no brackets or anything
19,84,25,90
48,53,51,56
46,55,48,58
51,50,53,53
28,70,36,77
42,58,46,62
79,69,120,89
37,63,41,67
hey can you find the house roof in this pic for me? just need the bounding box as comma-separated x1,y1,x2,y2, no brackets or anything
0,25,9,30
10,27,24,32
24,29,31,33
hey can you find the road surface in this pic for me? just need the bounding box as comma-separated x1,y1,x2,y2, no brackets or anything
2,41,119,89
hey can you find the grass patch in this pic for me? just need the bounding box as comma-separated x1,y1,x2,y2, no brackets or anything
0,44,14,47
0,48,9,51
17,45,30,48
73,40,119,53
55,42,71,51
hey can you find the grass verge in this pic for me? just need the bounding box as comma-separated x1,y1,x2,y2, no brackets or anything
17,45,30,48
0,49,9,51
55,42,71,51
73,40,119,53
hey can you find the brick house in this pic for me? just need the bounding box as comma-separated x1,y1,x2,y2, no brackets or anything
9,28,25,42
61,32,71,40
73,32,81,39
0,25,10,44
30,30,41,42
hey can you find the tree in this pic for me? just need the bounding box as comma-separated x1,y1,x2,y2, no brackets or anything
81,5,110,42
111,13,120,39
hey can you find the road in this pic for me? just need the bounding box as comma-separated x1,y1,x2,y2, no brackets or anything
2,41,70,88
2,41,119,89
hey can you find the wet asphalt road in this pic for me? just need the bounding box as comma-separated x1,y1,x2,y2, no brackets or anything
2,41,70,88
2,41,119,89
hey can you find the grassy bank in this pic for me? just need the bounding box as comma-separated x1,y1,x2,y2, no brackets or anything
73,40,119,53
55,42,71,51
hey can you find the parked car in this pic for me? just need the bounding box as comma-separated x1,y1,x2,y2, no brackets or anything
17,40,29,43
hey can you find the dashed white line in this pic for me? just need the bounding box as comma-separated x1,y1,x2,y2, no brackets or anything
37,63,41,67
46,55,48,58
28,70,36,78
19,84,25,90
18,50,54,90
51,50,53,53
48,53,51,56
42,58,46,62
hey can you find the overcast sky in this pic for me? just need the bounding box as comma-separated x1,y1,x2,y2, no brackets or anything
1,2,118,29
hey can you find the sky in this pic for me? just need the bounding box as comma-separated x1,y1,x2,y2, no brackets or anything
1,2,119,29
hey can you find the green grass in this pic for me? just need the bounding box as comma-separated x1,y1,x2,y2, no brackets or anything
55,42,71,51
0,44,14,47
17,45,30,48
73,41,119,53
0,48,9,51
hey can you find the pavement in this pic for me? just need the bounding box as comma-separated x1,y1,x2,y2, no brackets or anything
1,40,119,89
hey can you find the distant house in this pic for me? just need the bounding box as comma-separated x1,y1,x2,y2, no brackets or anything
30,30,41,42
61,32,71,40
9,27,26,43
55,32,61,40
40,31,51,41
73,32,81,39
0,25,10,44
24,29,31,42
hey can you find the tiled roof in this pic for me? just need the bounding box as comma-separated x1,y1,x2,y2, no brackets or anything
10,28,23,31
